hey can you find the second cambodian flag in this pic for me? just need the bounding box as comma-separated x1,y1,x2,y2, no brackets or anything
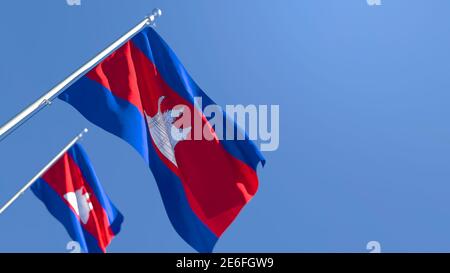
31,143,123,253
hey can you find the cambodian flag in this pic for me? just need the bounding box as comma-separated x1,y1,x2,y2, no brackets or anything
59,27,265,252
31,143,123,253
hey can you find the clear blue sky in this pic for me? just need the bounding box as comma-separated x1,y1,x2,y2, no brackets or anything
1,0,450,252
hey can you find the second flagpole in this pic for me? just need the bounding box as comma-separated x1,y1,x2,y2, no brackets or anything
0,8,162,141
0,128,89,215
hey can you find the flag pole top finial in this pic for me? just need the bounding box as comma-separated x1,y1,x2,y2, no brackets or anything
78,128,89,138
147,8,162,25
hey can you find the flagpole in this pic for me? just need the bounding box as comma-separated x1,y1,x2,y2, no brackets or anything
0,128,89,215
0,8,162,141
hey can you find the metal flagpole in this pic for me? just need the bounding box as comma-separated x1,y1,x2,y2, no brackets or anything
0,128,89,214
0,8,162,142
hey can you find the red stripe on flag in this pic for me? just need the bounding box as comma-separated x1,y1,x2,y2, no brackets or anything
86,43,145,114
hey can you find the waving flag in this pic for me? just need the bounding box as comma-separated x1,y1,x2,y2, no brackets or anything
31,143,123,253
59,27,265,252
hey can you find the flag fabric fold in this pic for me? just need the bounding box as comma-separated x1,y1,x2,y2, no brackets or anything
59,27,264,252
31,143,123,253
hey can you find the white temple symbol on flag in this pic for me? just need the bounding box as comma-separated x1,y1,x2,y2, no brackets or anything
145,96,191,167
64,188,94,224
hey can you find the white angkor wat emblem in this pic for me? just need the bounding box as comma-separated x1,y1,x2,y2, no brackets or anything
64,187,93,225
145,96,191,167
